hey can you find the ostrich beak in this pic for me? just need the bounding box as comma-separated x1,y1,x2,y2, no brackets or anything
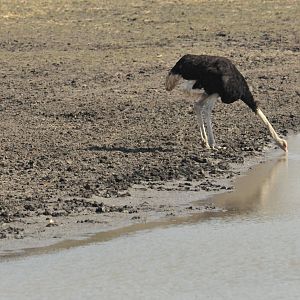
278,139,288,152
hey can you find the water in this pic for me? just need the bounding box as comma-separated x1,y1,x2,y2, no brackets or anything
1,135,300,300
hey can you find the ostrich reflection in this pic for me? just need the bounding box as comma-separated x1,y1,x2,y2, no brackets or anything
193,154,288,220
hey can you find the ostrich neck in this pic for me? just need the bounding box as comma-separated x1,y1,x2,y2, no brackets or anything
256,108,282,144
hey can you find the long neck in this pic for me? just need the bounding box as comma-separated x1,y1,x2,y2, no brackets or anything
241,90,258,112
256,108,282,144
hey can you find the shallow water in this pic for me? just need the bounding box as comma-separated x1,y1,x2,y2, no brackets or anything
1,135,300,300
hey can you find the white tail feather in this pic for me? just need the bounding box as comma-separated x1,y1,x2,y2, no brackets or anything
165,73,182,91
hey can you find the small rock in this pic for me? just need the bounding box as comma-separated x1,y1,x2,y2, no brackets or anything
95,206,106,213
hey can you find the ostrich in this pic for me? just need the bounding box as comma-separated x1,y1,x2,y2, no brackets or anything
165,54,288,152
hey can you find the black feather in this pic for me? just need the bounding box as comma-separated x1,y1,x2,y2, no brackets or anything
170,54,258,112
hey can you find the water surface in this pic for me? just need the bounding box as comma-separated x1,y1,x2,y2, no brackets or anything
1,135,300,300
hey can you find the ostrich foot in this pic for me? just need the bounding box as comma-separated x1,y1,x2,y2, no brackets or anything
211,144,227,150
200,139,211,149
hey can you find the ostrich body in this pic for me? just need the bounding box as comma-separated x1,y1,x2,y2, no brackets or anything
166,54,288,152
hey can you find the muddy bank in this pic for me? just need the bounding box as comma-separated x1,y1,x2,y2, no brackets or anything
0,0,299,241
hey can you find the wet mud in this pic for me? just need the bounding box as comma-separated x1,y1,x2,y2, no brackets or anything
0,0,299,240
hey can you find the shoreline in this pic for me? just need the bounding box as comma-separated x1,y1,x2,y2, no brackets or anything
1,0,299,257
0,141,283,258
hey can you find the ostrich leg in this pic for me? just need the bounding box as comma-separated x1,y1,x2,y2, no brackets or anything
202,94,219,148
194,93,210,148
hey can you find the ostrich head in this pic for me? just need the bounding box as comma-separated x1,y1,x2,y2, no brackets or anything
277,138,288,152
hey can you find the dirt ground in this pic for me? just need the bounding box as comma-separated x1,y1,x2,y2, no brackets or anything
0,0,299,241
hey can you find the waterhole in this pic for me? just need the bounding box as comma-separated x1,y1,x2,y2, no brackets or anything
0,135,299,300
